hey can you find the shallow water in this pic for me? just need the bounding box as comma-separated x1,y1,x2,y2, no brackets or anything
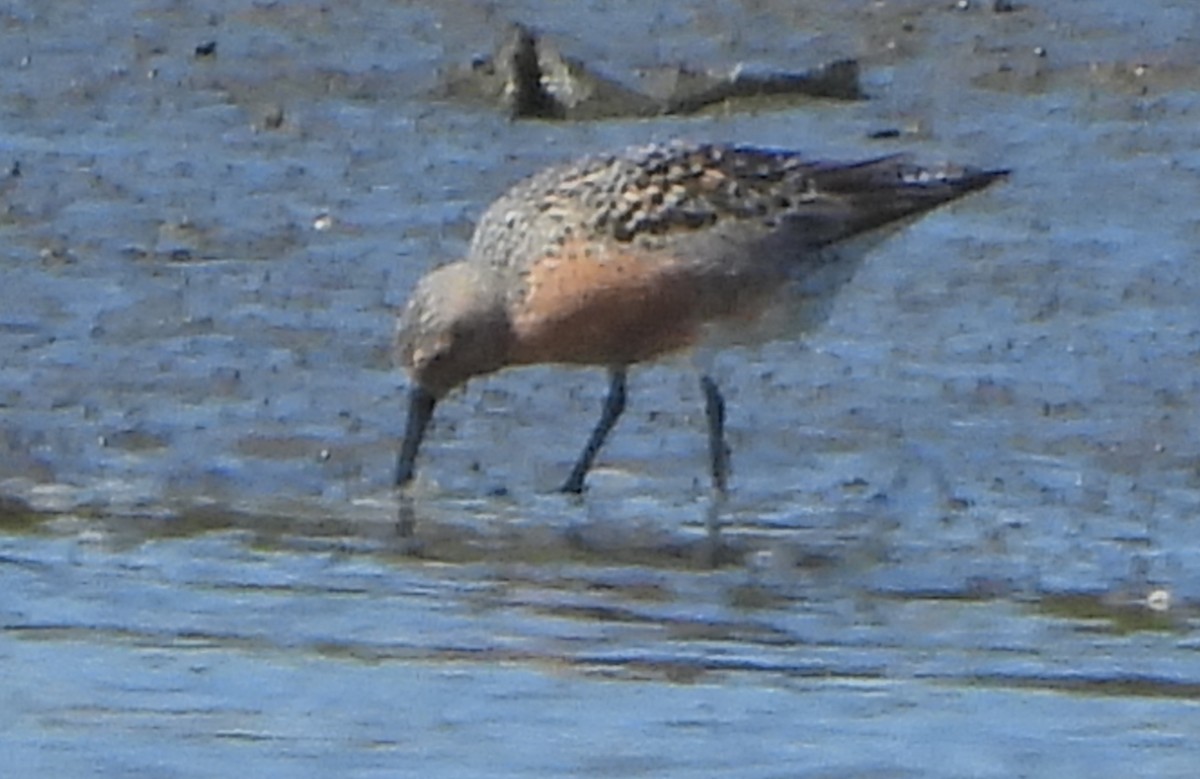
3,0,1200,776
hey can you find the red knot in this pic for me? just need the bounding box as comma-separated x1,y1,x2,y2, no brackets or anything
394,141,1006,493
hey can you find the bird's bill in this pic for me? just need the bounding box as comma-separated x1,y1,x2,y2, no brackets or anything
395,385,438,487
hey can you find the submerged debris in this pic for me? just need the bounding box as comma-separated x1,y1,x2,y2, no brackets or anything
439,22,864,120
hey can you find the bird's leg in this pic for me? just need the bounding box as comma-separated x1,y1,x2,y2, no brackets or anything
700,375,730,495
395,385,438,488
562,368,627,493
699,374,730,567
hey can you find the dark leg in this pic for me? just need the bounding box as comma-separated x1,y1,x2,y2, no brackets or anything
561,368,627,494
396,494,416,539
395,385,438,488
699,374,729,568
700,375,730,495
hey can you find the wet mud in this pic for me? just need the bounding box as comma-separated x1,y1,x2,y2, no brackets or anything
2,0,1200,776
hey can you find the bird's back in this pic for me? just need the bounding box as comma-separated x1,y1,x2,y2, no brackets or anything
469,141,1004,285
461,142,1006,367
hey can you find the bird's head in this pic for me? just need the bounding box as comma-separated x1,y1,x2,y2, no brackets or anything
395,261,510,397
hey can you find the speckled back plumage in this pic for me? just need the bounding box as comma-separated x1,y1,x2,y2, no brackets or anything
467,140,1000,289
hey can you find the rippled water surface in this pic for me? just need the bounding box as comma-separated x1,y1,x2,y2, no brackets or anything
3,0,1200,776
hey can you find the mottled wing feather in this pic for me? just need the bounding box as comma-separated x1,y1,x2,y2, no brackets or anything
798,155,1008,246
468,142,1006,364
472,143,1004,271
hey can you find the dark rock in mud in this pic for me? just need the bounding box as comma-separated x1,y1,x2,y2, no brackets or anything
439,22,864,121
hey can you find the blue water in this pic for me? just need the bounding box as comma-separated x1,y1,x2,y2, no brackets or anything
3,0,1200,776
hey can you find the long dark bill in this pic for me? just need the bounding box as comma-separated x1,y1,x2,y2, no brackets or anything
395,385,438,488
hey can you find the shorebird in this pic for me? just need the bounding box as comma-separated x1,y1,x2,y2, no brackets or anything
394,141,1005,494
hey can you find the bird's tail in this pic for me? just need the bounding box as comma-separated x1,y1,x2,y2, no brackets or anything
802,156,1009,247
